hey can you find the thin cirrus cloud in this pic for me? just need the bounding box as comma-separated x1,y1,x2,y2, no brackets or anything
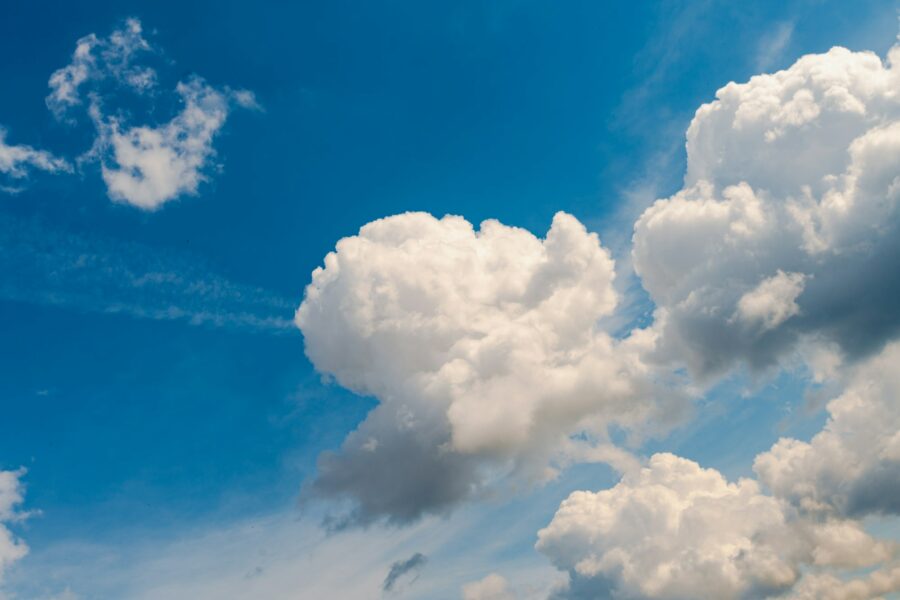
0,213,295,335
295,211,690,525
0,127,71,189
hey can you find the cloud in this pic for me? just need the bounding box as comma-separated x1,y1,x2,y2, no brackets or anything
0,470,28,585
0,213,295,334
296,211,689,524
91,77,232,209
0,127,71,185
537,453,891,600
632,42,900,376
382,552,427,593
461,574,515,600
755,340,900,518
46,17,254,209
46,18,154,120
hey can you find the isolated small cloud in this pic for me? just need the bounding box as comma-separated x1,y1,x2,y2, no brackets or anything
0,127,70,184
382,552,427,592
93,78,231,209
46,17,154,120
462,573,515,600
46,17,254,209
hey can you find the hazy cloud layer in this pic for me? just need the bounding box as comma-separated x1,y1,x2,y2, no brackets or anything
297,211,689,524
0,214,294,334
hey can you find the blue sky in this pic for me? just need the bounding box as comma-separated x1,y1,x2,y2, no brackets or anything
2,2,900,598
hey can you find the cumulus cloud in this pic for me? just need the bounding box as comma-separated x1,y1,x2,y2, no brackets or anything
297,211,689,524
537,453,891,600
91,78,231,209
0,127,70,187
46,18,154,119
755,340,900,518
0,470,28,584
45,18,254,209
461,573,515,600
633,42,900,376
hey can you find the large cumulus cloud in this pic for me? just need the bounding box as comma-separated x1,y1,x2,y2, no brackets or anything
537,454,891,600
296,212,688,524
633,43,900,376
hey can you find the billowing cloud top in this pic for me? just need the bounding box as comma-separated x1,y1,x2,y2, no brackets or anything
634,43,900,375
297,211,687,524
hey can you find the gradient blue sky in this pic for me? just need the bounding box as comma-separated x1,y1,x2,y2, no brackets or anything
1,2,899,598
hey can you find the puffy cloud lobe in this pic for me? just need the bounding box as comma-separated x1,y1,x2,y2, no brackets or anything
462,574,515,600
297,212,688,524
786,565,900,600
633,43,900,375
93,78,231,209
0,470,28,583
0,128,70,181
755,341,900,518
536,454,890,600
46,18,154,119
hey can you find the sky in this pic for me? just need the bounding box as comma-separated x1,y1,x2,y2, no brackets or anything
1,1,900,598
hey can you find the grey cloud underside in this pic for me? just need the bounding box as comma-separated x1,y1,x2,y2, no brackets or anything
311,405,481,527
382,552,427,592
0,214,295,334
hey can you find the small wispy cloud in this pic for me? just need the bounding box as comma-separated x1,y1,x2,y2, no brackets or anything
0,214,296,334
755,20,794,71
382,553,427,593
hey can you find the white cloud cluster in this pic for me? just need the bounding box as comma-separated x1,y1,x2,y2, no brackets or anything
93,78,231,210
0,128,70,183
44,18,256,209
537,454,891,600
0,470,28,584
46,17,154,120
296,211,688,523
633,43,900,375
755,340,900,518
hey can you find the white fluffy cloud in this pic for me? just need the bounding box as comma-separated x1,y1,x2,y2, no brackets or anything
0,470,28,584
755,340,900,518
93,78,231,210
46,18,255,209
537,454,891,600
0,128,70,183
46,18,154,120
462,574,515,600
296,211,688,523
633,43,900,376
